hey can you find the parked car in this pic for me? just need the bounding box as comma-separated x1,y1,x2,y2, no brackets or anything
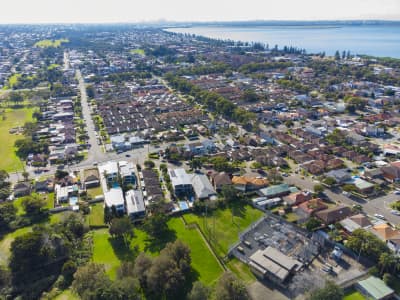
374,213,386,220
390,210,400,216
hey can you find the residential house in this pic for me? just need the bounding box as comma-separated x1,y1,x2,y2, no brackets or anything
210,172,231,192
353,178,375,195
168,168,194,197
380,165,400,183
283,191,312,206
340,214,372,233
119,162,136,186
371,223,400,255
84,168,100,188
325,169,351,184
13,182,31,197
98,161,119,186
315,205,352,224
297,198,328,217
257,184,291,199
104,187,125,214
191,174,216,200
125,189,145,221
231,175,268,192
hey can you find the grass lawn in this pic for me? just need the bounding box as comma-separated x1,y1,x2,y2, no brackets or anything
0,106,34,172
92,216,224,285
130,49,145,56
343,289,366,300
0,226,32,266
92,229,122,279
87,186,103,198
226,257,257,285
168,218,224,285
184,205,264,258
87,203,105,227
54,289,80,300
13,192,54,216
284,212,299,223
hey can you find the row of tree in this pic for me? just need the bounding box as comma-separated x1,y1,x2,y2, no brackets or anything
165,73,256,126
72,239,249,300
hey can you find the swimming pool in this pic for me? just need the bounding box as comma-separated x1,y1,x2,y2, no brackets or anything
179,201,189,211
69,197,78,206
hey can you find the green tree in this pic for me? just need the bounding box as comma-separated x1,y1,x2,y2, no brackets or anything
0,202,17,231
22,194,47,215
221,185,241,206
305,217,322,232
313,184,324,194
189,281,210,300
144,160,155,169
0,170,10,201
9,92,23,104
72,263,111,300
323,177,336,186
143,213,169,239
215,272,249,300
61,260,77,286
346,229,389,262
190,158,202,170
241,89,259,103
308,281,343,300
133,253,152,289
109,217,133,245
379,252,397,275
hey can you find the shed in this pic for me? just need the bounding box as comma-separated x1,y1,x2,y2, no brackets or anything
356,276,394,300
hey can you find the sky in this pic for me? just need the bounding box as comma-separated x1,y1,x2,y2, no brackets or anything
1,0,400,23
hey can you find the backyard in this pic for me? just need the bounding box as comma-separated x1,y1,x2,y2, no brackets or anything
183,204,264,258
343,289,366,300
91,216,224,285
0,106,34,172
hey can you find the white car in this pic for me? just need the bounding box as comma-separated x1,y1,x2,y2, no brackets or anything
374,213,386,220
390,210,400,216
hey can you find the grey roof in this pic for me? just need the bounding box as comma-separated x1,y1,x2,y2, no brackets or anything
190,174,216,199
249,246,302,282
258,184,290,197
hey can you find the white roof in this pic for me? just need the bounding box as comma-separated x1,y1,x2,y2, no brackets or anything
119,162,135,177
104,187,124,208
168,168,192,187
98,161,119,176
125,190,145,215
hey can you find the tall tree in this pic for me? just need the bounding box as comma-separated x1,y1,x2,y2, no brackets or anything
215,272,249,300
109,217,133,245
308,281,343,300
189,281,210,300
0,202,17,231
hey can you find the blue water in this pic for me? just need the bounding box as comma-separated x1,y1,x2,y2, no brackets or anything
166,24,400,58
179,201,189,210
69,197,78,206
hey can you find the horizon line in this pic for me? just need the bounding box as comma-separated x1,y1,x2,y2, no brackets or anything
0,18,400,25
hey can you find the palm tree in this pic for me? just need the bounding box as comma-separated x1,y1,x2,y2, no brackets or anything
379,253,395,275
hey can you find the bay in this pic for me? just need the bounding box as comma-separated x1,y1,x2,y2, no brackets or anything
166,24,400,58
